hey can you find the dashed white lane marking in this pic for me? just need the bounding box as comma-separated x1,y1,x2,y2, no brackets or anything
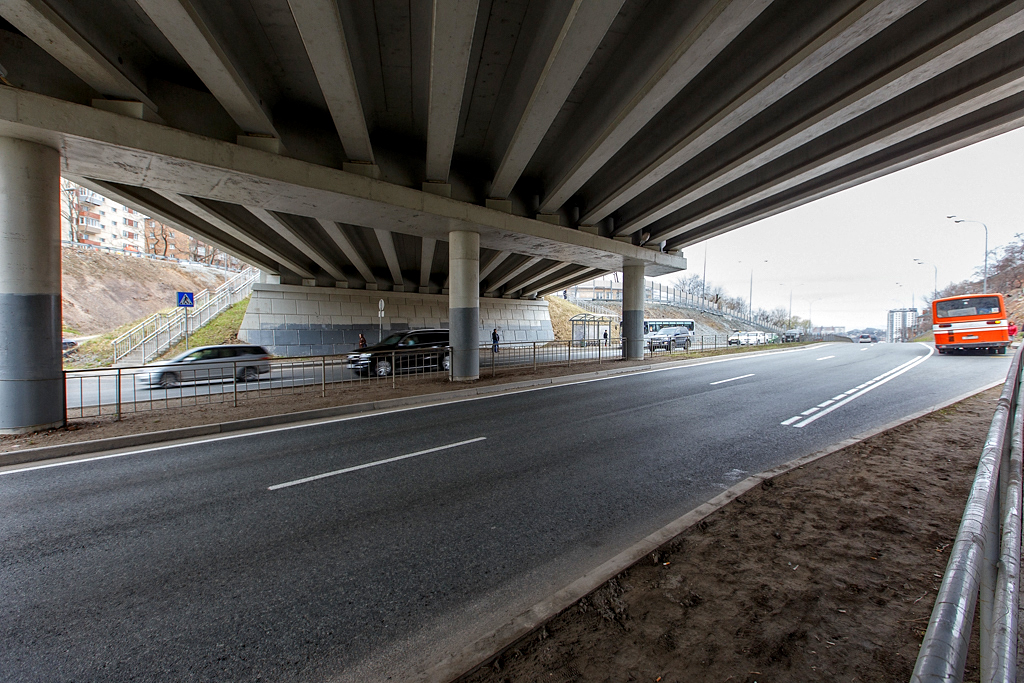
780,345,934,428
709,373,755,385
268,436,487,490
816,355,835,361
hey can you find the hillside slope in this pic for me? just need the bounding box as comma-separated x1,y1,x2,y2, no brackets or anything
62,248,231,335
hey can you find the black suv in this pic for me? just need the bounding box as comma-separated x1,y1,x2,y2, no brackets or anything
345,329,450,376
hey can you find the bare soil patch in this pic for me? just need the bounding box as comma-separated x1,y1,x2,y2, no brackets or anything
61,247,228,335
461,387,998,683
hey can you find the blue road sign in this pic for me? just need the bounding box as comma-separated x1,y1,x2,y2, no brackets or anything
177,291,194,308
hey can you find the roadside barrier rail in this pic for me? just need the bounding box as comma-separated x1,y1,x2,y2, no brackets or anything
911,343,1024,682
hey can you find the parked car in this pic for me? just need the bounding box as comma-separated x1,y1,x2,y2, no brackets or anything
61,339,78,354
737,331,765,346
783,329,802,342
728,331,744,346
346,329,450,376
138,344,272,388
644,326,691,351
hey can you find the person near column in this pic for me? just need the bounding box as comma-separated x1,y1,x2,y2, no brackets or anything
491,328,499,353
603,330,609,345
358,333,368,349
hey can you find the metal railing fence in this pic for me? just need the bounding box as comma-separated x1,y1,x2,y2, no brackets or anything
110,267,257,365
65,345,452,420
66,335,846,421
911,343,1024,682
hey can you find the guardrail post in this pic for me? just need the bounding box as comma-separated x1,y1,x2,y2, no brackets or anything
567,340,571,367
491,345,496,376
115,368,121,421
392,351,396,389
321,357,326,397
533,342,537,373
233,360,238,407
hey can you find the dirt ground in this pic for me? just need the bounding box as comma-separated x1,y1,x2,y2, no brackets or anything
460,387,999,683
61,247,228,335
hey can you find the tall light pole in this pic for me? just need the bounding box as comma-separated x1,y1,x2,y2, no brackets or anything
913,258,937,300
947,216,988,293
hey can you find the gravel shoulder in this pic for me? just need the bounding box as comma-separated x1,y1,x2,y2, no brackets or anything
459,386,999,683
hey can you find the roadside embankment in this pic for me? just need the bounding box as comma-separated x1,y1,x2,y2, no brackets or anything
458,387,997,683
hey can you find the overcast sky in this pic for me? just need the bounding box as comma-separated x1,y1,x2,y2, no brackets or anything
652,125,1024,330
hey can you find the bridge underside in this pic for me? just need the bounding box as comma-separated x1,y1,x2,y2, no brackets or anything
3,0,1024,430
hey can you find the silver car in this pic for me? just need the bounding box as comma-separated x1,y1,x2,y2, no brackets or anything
645,326,692,351
138,344,272,388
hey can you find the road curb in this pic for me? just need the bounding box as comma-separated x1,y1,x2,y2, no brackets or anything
424,378,1003,683
3,344,828,468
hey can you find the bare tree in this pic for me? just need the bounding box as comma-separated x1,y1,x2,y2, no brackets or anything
60,178,81,242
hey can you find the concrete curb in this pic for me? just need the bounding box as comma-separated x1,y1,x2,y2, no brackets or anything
423,379,1004,683
2,344,828,468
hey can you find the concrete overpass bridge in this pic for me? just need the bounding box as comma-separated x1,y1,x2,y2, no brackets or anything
1,0,1024,432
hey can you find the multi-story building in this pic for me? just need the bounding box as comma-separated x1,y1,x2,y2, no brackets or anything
887,308,919,343
60,179,243,270
60,180,147,253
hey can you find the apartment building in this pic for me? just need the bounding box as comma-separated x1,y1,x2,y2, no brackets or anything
61,179,242,269
61,180,148,252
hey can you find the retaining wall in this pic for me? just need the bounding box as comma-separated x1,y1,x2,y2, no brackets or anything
238,284,554,357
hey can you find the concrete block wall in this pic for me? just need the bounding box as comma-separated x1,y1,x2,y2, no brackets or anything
238,283,554,357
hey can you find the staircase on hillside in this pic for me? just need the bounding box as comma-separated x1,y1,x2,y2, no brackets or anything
112,267,258,366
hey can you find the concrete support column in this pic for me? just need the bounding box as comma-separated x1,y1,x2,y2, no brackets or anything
449,230,479,380
622,264,645,360
0,138,64,433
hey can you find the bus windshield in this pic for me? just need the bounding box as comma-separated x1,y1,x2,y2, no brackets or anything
934,296,1003,319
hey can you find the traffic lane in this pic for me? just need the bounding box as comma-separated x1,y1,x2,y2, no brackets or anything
1,343,1003,681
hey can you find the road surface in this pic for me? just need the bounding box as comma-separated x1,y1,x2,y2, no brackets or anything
1,342,1008,681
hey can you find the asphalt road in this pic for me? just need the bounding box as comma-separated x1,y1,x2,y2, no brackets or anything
1,342,1009,681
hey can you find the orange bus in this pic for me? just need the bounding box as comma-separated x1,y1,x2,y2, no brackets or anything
932,293,1010,355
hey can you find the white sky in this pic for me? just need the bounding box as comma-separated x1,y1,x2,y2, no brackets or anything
652,125,1024,330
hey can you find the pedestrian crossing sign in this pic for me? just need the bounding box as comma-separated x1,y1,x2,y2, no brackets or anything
177,291,194,307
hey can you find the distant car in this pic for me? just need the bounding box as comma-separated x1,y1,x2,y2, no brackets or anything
858,333,872,343
737,331,765,346
728,331,744,346
138,344,272,388
346,329,450,376
61,339,78,353
645,326,691,351
783,329,802,342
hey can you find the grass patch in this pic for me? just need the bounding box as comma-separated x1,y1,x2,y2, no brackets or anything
64,312,178,369
158,297,251,360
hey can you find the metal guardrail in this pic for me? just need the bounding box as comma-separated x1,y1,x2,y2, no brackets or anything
911,343,1024,682
110,267,257,364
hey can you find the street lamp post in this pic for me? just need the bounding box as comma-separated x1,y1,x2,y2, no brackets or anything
947,216,988,293
913,258,937,300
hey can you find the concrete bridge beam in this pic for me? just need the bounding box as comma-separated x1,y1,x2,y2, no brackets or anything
0,137,64,433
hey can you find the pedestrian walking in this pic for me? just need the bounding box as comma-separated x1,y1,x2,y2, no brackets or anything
603,330,608,345
491,328,499,353
358,333,368,349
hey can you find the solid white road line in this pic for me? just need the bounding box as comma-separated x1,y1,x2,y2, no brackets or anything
780,416,801,426
816,355,835,361
709,373,755,385
268,437,487,490
793,347,934,428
